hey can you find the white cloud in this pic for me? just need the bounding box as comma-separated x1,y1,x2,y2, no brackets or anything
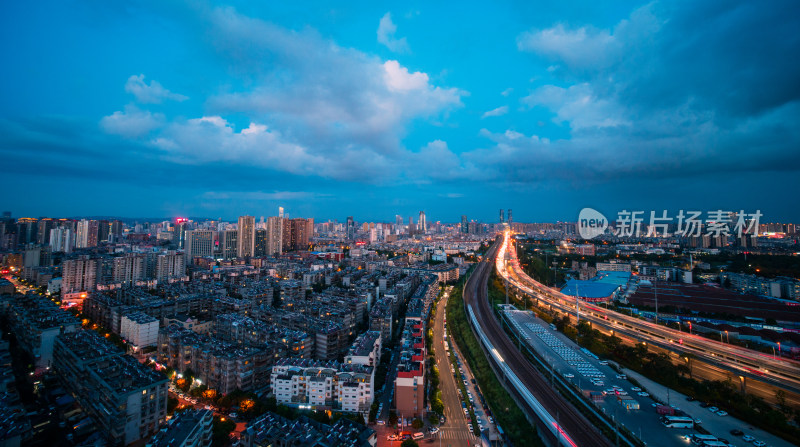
481,105,509,119
522,83,630,130
377,13,410,53
518,24,619,70
501,88,513,97
382,60,428,91
204,6,464,161
100,105,164,138
125,74,188,104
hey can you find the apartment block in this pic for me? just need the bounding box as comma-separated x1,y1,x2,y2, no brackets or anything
53,330,168,446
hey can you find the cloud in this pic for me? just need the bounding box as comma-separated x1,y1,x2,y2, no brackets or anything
202,6,463,159
377,13,410,53
501,88,513,97
521,84,629,130
125,74,188,104
481,105,509,119
100,105,164,137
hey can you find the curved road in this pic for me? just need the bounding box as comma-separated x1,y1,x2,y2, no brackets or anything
464,239,612,447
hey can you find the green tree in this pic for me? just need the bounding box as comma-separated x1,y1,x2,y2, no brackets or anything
400,440,419,447
411,418,423,430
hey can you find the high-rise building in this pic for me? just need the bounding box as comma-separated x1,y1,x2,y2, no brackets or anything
266,216,283,256
282,218,313,251
184,230,214,265
175,220,188,249
37,218,56,245
111,254,145,286
408,216,414,235
110,220,123,243
507,209,512,225
461,215,468,234
395,215,403,226
255,229,267,256
279,207,285,219
418,211,426,234
237,216,256,258
499,209,504,223
98,220,110,243
61,256,100,296
49,227,74,253
76,219,100,248
156,251,185,281
221,229,239,259
346,216,355,240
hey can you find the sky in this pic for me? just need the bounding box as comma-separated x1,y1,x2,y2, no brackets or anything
1,0,799,223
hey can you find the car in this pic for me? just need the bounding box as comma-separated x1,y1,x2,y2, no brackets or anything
716,410,728,417
686,396,696,402
563,373,574,378
708,406,719,412
377,420,386,425
693,419,702,425
599,360,609,365
700,402,711,408
637,392,649,397
631,387,641,392
488,416,494,424
229,412,238,418
742,435,755,442
730,429,743,436
752,441,766,447
467,423,473,431
651,403,658,408
430,427,440,434
387,435,399,441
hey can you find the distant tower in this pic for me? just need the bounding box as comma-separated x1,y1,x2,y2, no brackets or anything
396,215,403,226
461,215,468,234
278,207,285,219
418,211,427,233
508,209,513,225
499,209,505,223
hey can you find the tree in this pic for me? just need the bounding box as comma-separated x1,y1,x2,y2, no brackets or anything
411,418,423,430
400,440,419,447
388,411,398,427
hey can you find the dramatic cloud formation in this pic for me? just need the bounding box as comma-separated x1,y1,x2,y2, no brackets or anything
2,0,799,220
377,13,410,53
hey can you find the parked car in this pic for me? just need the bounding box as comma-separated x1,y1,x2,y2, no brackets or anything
729,429,743,436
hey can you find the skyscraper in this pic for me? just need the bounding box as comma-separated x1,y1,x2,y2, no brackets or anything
237,215,256,258
461,215,468,234
507,209,513,225
279,207,285,219
499,209,504,223
266,216,283,256
346,216,355,240
418,211,426,233
395,215,403,226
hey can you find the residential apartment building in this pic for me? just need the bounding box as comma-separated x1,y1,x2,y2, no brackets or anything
53,330,168,447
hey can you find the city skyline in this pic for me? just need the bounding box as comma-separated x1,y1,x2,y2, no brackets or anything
2,1,799,221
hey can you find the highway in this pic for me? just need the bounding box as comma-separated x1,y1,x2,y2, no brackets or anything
497,231,800,399
463,239,612,447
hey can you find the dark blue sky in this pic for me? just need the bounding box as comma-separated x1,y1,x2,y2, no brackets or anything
1,1,799,223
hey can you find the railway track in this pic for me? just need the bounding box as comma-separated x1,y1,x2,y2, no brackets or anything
463,240,612,447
